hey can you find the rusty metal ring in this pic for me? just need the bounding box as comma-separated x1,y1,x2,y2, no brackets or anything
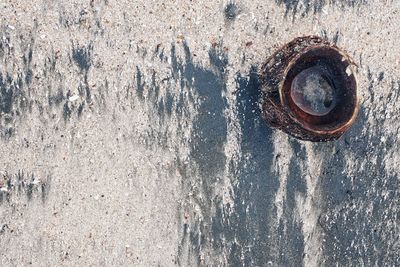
260,36,359,142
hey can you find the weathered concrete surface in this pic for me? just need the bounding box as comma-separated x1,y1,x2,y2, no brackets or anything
0,0,399,266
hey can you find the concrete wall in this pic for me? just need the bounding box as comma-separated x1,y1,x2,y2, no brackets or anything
0,0,399,266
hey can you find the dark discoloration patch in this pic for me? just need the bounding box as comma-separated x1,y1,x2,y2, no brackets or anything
61,43,98,119
0,74,30,137
40,174,51,203
378,71,384,82
166,42,228,265
0,31,34,117
63,91,73,120
77,102,85,117
20,34,35,85
0,223,9,235
236,73,269,263
184,42,228,178
0,171,51,204
173,60,398,265
276,0,368,17
224,2,239,20
212,67,278,266
273,138,307,266
72,44,93,72
164,90,174,116
48,87,65,106
313,75,400,265
0,76,15,114
135,66,145,99
0,25,37,137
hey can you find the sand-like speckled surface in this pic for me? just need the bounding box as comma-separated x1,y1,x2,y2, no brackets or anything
0,0,399,266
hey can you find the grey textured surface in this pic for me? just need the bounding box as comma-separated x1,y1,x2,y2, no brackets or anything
0,0,399,266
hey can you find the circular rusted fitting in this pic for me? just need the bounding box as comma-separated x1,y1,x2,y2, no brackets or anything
260,36,359,142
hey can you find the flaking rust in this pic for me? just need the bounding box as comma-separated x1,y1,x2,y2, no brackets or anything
260,36,359,142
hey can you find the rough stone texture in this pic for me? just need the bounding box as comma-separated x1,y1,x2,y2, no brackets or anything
0,0,399,266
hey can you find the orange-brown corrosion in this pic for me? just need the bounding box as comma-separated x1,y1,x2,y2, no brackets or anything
260,36,359,142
